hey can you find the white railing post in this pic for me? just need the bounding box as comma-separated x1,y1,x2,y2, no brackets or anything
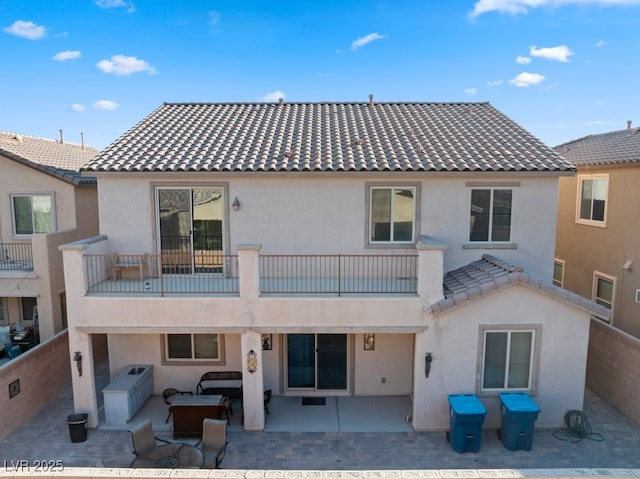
237,244,261,299
416,236,447,306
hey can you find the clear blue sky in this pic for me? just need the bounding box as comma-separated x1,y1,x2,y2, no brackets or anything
2,0,640,150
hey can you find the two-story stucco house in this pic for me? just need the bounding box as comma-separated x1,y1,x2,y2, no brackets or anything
0,132,99,363
61,100,608,432
555,123,640,339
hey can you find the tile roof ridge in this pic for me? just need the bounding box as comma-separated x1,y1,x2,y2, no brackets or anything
554,127,640,149
480,253,524,273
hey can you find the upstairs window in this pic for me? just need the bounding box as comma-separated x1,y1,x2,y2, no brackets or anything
577,175,608,226
553,259,565,287
469,189,512,242
592,272,615,322
11,194,55,235
369,186,415,244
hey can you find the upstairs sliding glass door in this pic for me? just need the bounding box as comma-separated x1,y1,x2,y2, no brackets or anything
157,187,224,274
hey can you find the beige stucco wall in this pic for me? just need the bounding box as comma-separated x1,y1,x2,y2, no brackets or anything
95,173,560,281
412,285,591,430
556,165,640,338
0,156,98,341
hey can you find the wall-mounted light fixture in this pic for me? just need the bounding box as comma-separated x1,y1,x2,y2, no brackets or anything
425,352,433,378
247,349,257,373
232,197,241,211
74,351,83,377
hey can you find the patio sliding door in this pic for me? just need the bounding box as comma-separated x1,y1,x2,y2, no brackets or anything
157,187,224,274
286,334,348,391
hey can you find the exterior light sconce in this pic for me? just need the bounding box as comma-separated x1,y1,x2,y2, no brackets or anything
247,349,257,373
74,351,83,377
425,352,433,378
232,197,241,211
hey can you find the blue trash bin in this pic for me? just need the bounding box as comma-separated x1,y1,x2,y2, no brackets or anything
498,393,540,451
447,394,486,453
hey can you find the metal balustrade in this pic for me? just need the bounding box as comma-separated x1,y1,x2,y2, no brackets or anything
84,253,418,296
0,243,33,271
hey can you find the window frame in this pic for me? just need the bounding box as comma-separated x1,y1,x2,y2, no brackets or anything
592,271,615,322
10,193,56,236
366,184,418,247
553,259,565,287
576,174,609,227
468,187,513,243
162,333,225,365
477,325,540,395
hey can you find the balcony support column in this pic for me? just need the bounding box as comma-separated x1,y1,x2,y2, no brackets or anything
240,330,265,431
237,244,261,300
416,236,447,306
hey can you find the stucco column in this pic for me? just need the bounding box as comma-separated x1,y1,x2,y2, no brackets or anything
60,241,99,427
237,244,261,300
416,236,446,306
411,328,441,431
240,330,265,431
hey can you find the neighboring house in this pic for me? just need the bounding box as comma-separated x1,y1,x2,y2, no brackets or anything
555,123,640,339
61,100,608,432
0,131,98,362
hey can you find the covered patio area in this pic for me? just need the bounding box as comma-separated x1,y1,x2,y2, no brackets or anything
100,394,414,433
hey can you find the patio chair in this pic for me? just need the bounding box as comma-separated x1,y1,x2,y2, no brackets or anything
129,419,170,463
264,389,272,414
200,418,228,469
162,387,193,423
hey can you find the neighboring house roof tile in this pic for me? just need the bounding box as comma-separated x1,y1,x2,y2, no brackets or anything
554,127,640,166
84,101,573,173
432,254,610,318
0,131,98,185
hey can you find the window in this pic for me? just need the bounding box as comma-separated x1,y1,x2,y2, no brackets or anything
592,272,615,322
21,297,37,323
480,328,536,392
577,175,608,226
369,186,415,244
553,259,565,287
469,189,512,242
164,334,222,362
11,194,55,235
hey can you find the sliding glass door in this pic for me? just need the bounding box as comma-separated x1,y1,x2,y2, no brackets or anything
286,334,348,391
157,187,224,274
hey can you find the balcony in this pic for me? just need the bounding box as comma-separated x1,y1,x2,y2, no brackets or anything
84,252,418,296
0,243,33,271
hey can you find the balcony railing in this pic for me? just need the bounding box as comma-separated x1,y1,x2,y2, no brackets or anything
260,254,418,295
0,243,33,271
85,253,239,295
84,253,418,296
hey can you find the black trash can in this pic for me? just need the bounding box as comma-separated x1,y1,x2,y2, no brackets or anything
67,413,88,443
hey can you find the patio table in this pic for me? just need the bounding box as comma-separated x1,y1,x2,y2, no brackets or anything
131,443,203,468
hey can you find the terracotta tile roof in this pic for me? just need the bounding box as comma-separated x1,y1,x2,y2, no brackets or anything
0,131,98,185
84,101,573,173
431,254,610,318
554,127,640,167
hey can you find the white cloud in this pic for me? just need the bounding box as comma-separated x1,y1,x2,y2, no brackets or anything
470,0,640,17
93,100,119,110
509,72,545,87
488,79,503,86
53,50,81,61
259,91,286,102
209,11,221,26
71,104,86,112
516,55,531,64
3,20,46,40
95,0,135,13
530,44,573,62
351,33,387,51
464,88,478,95
97,55,157,75
595,39,607,47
